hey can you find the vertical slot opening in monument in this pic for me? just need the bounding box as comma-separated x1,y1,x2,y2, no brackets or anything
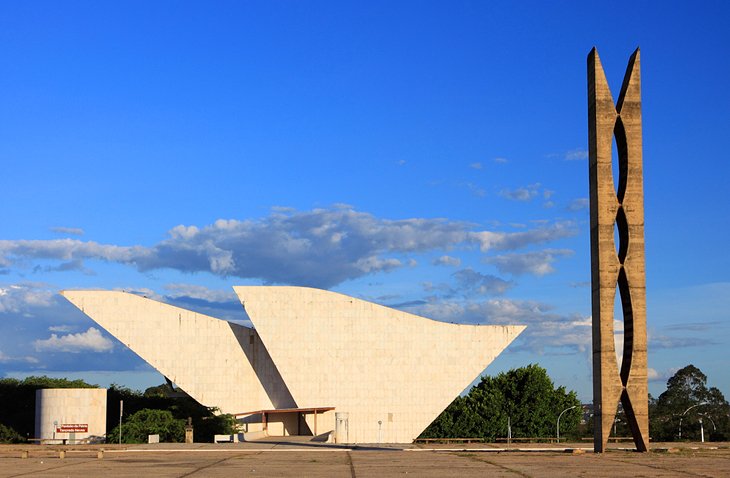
615,208,629,263
611,402,625,437
613,283,624,373
612,132,620,198
613,118,628,202
617,268,634,383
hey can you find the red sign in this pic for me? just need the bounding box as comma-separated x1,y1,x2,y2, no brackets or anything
56,424,88,433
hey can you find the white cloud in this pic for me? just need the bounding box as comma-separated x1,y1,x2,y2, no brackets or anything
567,198,589,211
34,258,95,274
647,367,679,384
0,207,578,288
164,284,237,303
452,268,514,295
499,183,541,201
34,327,113,353
409,298,591,354
564,149,588,161
484,249,574,276
433,255,461,267
0,349,39,363
51,227,84,236
493,157,509,164
0,283,56,313
48,325,74,333
469,162,483,170
0,239,147,267
471,221,576,252
648,334,717,349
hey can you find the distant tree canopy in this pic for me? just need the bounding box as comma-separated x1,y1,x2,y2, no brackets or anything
0,376,236,443
420,364,582,440
650,365,730,441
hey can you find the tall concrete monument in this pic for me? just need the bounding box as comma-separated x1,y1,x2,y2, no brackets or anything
588,47,649,452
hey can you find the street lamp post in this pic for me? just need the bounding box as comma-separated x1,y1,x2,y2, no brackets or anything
119,400,123,445
699,413,717,432
699,418,704,443
678,403,707,440
557,405,577,444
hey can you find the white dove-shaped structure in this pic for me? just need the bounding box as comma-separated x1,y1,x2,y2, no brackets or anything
62,286,524,443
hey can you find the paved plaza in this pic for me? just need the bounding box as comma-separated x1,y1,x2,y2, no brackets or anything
1,441,728,477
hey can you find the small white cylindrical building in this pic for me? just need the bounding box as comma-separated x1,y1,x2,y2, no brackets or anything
35,388,107,444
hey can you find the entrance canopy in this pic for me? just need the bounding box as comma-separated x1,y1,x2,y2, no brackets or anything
234,407,335,436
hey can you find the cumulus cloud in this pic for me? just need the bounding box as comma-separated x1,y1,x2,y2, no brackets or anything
51,227,84,236
34,327,113,353
164,283,237,304
567,198,590,211
484,249,574,276
0,283,56,313
0,207,578,288
471,221,576,252
452,268,514,295
409,298,591,354
0,239,147,267
433,255,461,267
33,258,94,275
647,367,677,383
499,183,541,201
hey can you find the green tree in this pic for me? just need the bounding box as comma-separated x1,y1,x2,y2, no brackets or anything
651,365,730,441
0,376,97,440
420,364,582,441
0,423,24,444
107,382,237,442
109,409,186,444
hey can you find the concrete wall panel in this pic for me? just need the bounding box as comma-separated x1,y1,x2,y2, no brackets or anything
35,388,106,443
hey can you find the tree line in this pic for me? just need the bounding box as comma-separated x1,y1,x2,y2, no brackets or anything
1,363,728,443
421,363,729,442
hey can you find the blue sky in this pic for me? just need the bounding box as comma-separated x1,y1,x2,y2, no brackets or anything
1,1,728,402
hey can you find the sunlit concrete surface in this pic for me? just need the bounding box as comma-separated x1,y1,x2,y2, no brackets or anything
1,442,728,477
35,388,107,443
61,290,295,416
235,286,524,443
588,47,649,452
62,287,524,443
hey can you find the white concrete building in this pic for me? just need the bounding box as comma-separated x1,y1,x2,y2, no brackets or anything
35,388,107,444
62,287,524,443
